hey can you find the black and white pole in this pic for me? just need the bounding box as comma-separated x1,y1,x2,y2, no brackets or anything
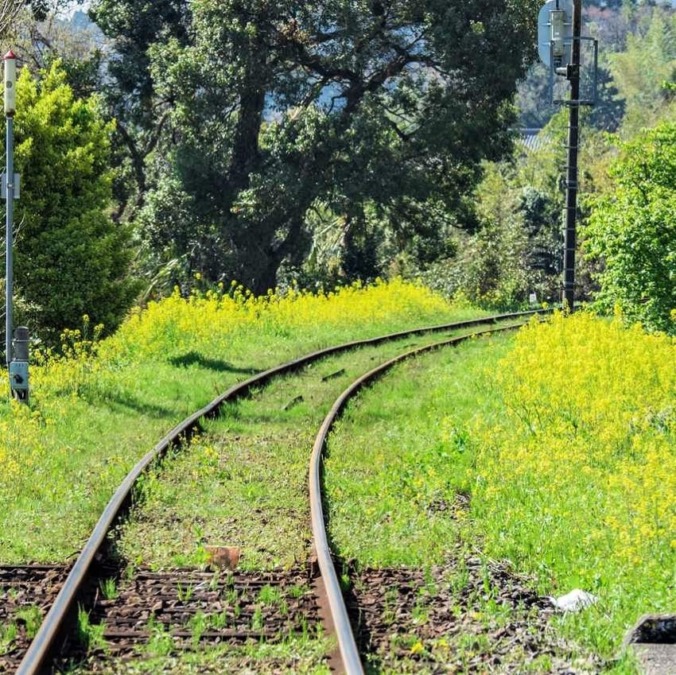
3,49,27,403
562,0,582,312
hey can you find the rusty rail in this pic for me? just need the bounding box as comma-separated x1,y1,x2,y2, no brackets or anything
17,310,547,674
309,323,528,674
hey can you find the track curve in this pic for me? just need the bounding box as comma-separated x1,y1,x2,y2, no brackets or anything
17,310,547,674
309,324,527,674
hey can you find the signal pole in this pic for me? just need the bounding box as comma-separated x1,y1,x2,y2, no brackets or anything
4,50,16,369
562,0,582,311
3,50,27,404
538,0,596,312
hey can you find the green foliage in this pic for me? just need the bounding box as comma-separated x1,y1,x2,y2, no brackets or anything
467,313,675,657
517,4,674,134
0,280,478,563
421,111,571,309
92,0,540,293
11,62,140,342
608,7,676,135
89,0,190,218
583,121,676,334
438,164,533,308
44,49,105,100
475,6,675,313
515,62,558,130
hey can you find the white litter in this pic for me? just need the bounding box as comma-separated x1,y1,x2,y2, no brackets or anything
549,589,598,612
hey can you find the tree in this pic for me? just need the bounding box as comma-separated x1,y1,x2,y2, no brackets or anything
1,3,104,99
0,0,23,35
583,121,676,334
92,0,541,294
89,0,190,220
420,145,566,309
9,62,140,342
609,7,676,134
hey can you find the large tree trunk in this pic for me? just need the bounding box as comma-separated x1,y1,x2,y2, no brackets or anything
228,86,265,194
234,210,312,294
233,134,335,293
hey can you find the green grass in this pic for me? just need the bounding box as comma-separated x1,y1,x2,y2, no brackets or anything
0,621,19,657
68,636,334,674
323,327,671,671
0,604,42,658
0,296,484,563
116,327,491,570
324,333,514,567
460,314,676,663
321,333,600,670
7,313,658,672
113,326,570,673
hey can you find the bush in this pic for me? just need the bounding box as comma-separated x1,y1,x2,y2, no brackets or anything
463,312,675,654
583,121,676,334
10,62,140,344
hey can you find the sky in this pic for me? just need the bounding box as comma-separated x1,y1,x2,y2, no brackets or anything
60,1,90,19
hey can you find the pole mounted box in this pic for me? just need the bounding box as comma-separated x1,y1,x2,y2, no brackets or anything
538,0,574,67
10,326,29,402
4,50,16,116
1,173,20,199
538,0,598,106
9,360,28,391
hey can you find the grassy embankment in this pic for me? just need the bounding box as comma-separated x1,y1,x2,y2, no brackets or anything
114,321,519,571
326,312,674,670
3,279,671,671
0,280,482,563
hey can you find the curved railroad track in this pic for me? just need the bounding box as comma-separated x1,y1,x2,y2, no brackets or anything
5,310,547,674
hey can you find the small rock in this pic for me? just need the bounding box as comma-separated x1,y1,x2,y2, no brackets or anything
549,589,598,612
624,615,676,645
204,545,241,570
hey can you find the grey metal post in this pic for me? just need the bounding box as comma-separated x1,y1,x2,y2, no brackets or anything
562,0,582,311
4,49,17,370
5,114,13,366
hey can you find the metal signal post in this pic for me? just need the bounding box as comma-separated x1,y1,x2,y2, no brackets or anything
4,49,28,402
562,0,582,312
4,50,16,370
537,0,597,312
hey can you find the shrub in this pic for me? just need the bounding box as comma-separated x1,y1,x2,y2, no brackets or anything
11,62,140,344
583,121,676,334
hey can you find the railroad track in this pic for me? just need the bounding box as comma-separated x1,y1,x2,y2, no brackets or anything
3,311,547,674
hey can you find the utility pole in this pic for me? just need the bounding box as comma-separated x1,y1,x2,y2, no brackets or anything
3,49,27,403
4,49,16,370
538,0,596,312
562,0,582,312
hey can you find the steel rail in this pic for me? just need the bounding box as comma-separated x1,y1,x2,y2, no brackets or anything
309,322,529,674
17,310,547,674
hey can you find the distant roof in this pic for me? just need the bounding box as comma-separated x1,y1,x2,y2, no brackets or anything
515,128,553,153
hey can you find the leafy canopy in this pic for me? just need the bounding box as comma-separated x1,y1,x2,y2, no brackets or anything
583,120,676,334
608,8,676,135
92,0,541,293
11,62,140,342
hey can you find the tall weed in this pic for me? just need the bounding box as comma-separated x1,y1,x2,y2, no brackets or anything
459,312,675,654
